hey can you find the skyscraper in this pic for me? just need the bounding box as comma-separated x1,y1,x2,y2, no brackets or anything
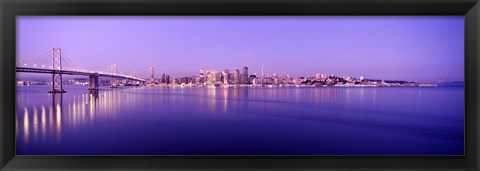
239,73,243,84
249,74,256,84
242,66,249,84
261,64,265,86
199,68,205,84
222,69,230,84
165,75,170,84
161,73,166,83
233,69,240,84
229,72,234,83
150,66,154,82
206,69,216,85
215,72,222,84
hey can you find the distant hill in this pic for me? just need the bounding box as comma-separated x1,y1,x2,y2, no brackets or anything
363,79,415,84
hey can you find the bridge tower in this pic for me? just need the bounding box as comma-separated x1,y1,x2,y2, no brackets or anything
110,64,119,88
48,48,66,93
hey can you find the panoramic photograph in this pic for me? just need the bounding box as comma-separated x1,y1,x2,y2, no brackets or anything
16,16,464,155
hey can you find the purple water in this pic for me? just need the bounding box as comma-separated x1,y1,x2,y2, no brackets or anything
15,85,464,155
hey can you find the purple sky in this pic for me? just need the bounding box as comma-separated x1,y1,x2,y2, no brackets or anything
17,16,464,82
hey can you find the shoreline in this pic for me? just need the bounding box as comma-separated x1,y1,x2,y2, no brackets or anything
15,84,457,89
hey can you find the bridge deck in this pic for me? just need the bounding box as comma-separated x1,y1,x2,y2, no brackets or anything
16,67,145,82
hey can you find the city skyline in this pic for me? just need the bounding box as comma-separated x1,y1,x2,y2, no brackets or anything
17,16,464,82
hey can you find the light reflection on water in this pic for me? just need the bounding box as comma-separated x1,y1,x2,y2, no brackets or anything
23,107,28,145
33,107,38,141
41,106,46,141
16,85,464,155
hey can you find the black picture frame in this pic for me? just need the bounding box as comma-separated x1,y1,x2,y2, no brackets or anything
1,0,479,170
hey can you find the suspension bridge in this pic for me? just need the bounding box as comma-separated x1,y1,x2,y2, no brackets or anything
16,48,146,93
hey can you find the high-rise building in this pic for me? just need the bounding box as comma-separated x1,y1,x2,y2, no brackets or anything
191,76,197,84
161,73,166,83
249,74,256,84
239,73,244,84
222,69,230,84
242,66,249,84
150,66,154,82
345,76,352,82
215,72,222,84
194,76,200,84
233,69,240,84
199,68,205,84
206,69,216,85
261,64,265,86
180,77,191,84
165,75,170,84
229,72,234,83
321,74,327,79
360,76,364,81
316,73,322,80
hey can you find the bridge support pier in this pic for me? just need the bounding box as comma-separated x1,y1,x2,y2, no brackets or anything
88,73,100,90
48,48,66,93
48,72,66,93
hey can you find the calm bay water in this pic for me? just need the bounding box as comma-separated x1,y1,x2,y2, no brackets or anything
16,85,464,155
